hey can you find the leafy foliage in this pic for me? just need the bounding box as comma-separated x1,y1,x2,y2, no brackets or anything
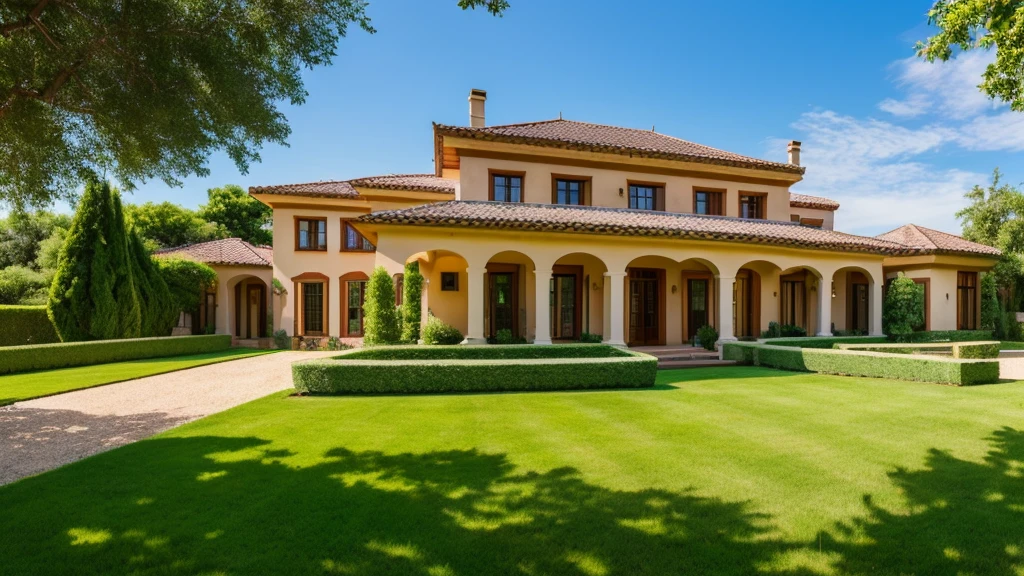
957,169,1024,310
155,257,217,314
0,304,59,346
0,265,48,305
0,210,71,269
422,315,464,345
918,1,1024,111
982,273,1001,330
780,324,807,338
760,321,782,339
124,202,224,250
362,266,402,345
696,324,718,351
0,0,507,209
400,261,423,343
883,273,925,342
199,185,272,245
579,332,603,343
273,329,290,350
128,230,177,337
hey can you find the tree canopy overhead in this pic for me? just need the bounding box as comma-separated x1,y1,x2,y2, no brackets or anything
918,0,1024,111
0,0,508,210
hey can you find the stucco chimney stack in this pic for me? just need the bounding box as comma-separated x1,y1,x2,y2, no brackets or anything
787,140,802,166
469,89,487,127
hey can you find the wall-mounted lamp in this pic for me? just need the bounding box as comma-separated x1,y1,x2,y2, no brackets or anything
618,187,624,197
671,284,678,294
773,292,777,298
831,284,836,299
946,293,950,300
592,281,603,291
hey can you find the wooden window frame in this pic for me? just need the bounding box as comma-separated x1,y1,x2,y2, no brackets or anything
488,169,526,203
341,271,370,337
292,272,329,337
738,192,768,220
550,174,592,206
626,179,666,211
440,271,459,292
340,220,375,253
294,217,328,252
693,187,725,216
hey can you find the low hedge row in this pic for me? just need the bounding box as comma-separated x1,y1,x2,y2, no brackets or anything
907,330,993,343
0,305,60,347
768,336,888,349
834,341,1001,359
293,349,657,394
722,342,999,386
342,344,630,361
0,334,232,375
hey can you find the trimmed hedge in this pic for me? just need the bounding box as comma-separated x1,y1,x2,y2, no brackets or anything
293,346,656,394
341,344,630,361
0,305,60,347
769,336,888,349
907,330,993,343
722,342,999,386
834,341,1001,359
0,334,231,375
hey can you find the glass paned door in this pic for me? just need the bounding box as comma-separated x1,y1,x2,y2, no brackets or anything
550,275,577,339
688,279,708,342
490,273,515,337
629,271,659,345
851,283,869,333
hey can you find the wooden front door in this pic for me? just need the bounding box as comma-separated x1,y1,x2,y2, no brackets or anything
245,284,266,339
488,271,517,338
551,265,583,340
629,269,661,346
687,278,709,342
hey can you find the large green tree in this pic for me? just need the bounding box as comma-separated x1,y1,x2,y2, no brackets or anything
0,0,508,209
124,201,224,250
918,1,1024,110
48,179,141,341
956,168,1024,309
200,185,272,246
0,210,71,269
128,229,177,337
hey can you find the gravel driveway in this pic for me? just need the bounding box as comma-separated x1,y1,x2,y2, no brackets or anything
0,351,335,486
999,351,1024,381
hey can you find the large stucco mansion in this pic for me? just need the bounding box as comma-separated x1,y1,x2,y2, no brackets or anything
162,90,1000,347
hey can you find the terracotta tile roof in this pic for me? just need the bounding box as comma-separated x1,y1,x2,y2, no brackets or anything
435,119,804,175
360,201,912,256
155,238,273,267
248,174,456,199
789,193,840,211
876,224,1001,257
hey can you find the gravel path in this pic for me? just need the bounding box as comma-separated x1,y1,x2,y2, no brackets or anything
999,351,1024,381
0,351,335,486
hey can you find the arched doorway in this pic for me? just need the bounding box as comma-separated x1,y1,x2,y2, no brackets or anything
733,260,783,339
679,258,719,343
832,266,876,335
484,250,536,340
552,252,608,341
228,274,269,339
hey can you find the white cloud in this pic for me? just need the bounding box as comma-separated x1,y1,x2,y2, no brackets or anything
957,111,1024,152
885,50,999,119
877,94,930,118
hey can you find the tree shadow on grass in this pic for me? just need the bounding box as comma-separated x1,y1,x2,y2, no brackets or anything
821,427,1024,575
0,436,806,575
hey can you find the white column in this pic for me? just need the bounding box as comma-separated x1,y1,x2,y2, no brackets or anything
534,269,553,345
216,283,232,337
817,278,832,336
604,271,627,347
716,275,736,345
463,266,486,344
870,281,884,336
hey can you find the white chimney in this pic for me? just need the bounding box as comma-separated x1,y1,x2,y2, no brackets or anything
787,140,801,166
469,89,486,127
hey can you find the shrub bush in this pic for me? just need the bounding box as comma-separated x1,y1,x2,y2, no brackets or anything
907,330,994,343
156,257,218,313
579,332,603,343
760,321,782,339
1007,313,1023,342
883,273,925,342
342,344,631,361
981,274,1000,330
769,336,888,349
695,325,718,351
400,261,423,343
422,315,463,345
833,341,1000,359
955,342,1002,359
273,329,290,350
0,334,231,375
0,305,60,346
292,347,656,394
780,324,807,338
722,342,999,386
0,266,49,305
363,266,402,345
494,328,527,345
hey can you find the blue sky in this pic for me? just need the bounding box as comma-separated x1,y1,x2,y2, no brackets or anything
125,0,1024,236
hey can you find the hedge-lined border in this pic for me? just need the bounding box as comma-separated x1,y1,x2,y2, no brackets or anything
293,347,657,394
767,336,888,349
723,342,999,386
834,341,1002,359
341,344,631,361
0,305,60,347
0,334,232,375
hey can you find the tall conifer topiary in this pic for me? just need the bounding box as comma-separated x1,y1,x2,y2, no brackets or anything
401,261,423,343
363,266,402,345
129,229,176,336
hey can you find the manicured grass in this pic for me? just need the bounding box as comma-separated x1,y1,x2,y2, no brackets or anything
1000,340,1024,350
0,348,276,405
2,367,1024,574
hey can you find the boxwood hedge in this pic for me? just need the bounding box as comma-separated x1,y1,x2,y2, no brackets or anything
834,341,1001,359
0,305,59,347
723,341,999,386
341,344,631,361
292,346,656,394
768,336,888,349
0,334,231,375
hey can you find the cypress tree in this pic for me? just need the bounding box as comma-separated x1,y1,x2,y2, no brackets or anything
48,179,142,341
401,261,423,343
129,229,176,336
363,266,402,345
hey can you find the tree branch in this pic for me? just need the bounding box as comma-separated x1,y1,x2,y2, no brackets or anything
0,0,53,37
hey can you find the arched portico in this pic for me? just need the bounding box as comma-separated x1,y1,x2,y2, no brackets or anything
219,269,273,340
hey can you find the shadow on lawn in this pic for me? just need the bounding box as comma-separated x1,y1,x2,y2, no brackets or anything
0,436,800,575
821,426,1024,575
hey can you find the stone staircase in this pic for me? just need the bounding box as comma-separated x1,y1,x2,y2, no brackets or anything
631,346,738,370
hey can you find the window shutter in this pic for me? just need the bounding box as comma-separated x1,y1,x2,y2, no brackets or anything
655,187,666,211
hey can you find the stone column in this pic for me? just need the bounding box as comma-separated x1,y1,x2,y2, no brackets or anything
817,278,833,336
534,269,553,345
216,281,231,337
604,271,628,347
870,281,884,336
463,266,486,344
716,275,736,345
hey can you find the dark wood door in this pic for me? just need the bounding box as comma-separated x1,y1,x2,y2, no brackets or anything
687,279,709,342
851,283,868,333
245,284,266,339
629,271,660,345
551,274,578,339
489,272,516,338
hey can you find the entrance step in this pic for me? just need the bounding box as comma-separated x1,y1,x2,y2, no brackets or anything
658,359,737,370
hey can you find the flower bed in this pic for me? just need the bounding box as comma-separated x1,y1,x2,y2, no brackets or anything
292,344,657,394
722,341,999,386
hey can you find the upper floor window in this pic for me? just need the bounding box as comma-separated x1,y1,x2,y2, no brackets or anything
694,190,724,216
342,221,375,252
739,193,765,219
553,177,588,206
628,183,664,211
490,171,524,202
296,218,327,251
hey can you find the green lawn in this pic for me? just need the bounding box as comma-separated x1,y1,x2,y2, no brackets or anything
0,348,276,405
2,367,1023,575
1000,340,1024,350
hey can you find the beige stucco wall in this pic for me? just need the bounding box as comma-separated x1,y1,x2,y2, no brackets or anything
457,156,792,221
885,267,960,331
211,265,274,338
789,206,836,230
